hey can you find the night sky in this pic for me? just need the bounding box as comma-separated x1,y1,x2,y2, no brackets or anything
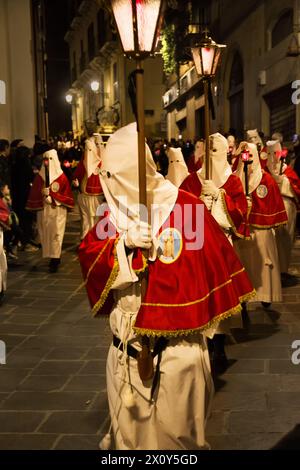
45,0,72,137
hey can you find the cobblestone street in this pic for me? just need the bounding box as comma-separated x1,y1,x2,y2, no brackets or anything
0,212,300,450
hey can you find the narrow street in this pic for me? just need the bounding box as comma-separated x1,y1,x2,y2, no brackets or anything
0,212,300,450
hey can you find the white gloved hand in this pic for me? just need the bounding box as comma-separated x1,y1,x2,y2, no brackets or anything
42,187,50,196
72,178,80,188
200,194,214,211
246,196,252,210
124,221,152,250
45,195,52,205
201,180,220,199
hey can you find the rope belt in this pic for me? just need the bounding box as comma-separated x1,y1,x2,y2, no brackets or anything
112,334,169,400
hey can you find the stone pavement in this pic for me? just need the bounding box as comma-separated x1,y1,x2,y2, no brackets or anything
0,212,300,450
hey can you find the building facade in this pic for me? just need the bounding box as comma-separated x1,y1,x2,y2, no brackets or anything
164,0,300,143
65,0,166,140
0,0,38,146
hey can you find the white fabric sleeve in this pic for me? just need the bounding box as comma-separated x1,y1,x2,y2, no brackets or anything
111,235,139,290
280,176,296,199
211,191,231,230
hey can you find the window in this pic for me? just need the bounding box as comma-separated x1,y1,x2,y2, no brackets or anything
272,10,293,48
97,8,106,48
0,80,6,105
228,52,244,139
88,23,95,61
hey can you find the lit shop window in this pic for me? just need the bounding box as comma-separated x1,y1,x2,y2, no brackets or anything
0,81,6,104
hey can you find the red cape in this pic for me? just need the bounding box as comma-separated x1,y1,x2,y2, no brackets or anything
26,173,74,210
283,166,300,206
180,173,249,239
249,171,287,228
0,198,10,230
73,160,103,195
78,190,255,337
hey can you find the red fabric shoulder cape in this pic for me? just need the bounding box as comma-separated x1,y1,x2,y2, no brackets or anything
180,173,249,239
0,198,10,230
284,166,300,205
187,155,202,173
249,171,287,228
26,174,74,210
78,190,255,337
73,159,103,195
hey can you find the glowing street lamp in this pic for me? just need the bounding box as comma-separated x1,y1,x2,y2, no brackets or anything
65,94,73,104
110,0,165,209
191,30,226,179
91,80,100,93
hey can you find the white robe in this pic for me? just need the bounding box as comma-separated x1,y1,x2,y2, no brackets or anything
106,239,214,450
275,197,297,274
0,229,7,291
234,228,282,303
77,193,104,240
37,203,67,259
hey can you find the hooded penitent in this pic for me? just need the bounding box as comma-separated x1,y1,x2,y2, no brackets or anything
234,142,287,228
181,133,248,238
165,147,189,187
247,129,268,168
79,123,254,336
73,134,103,195
26,149,74,210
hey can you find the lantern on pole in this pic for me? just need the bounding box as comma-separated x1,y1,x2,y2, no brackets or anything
191,30,226,179
111,0,164,209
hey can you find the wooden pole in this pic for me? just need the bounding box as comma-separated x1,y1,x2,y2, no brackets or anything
136,59,147,214
204,79,210,180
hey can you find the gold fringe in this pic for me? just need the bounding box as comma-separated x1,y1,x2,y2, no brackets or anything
84,239,110,285
133,303,243,338
239,288,256,303
91,240,120,317
251,220,287,229
134,254,148,274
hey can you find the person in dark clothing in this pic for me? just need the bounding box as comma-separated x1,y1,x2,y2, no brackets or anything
0,139,11,188
11,146,36,250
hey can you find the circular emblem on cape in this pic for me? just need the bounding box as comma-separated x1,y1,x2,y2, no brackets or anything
93,166,101,175
51,181,60,193
256,184,268,199
157,228,183,265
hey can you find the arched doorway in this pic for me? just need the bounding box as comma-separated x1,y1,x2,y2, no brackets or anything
228,52,244,139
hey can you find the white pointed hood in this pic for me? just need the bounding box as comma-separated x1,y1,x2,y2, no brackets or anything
235,142,262,194
227,135,236,153
101,123,178,236
39,149,63,185
247,129,263,147
266,140,285,175
84,133,104,178
166,147,189,187
198,133,232,188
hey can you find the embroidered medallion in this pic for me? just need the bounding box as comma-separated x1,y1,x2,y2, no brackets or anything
157,228,183,264
51,181,60,193
256,184,268,199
